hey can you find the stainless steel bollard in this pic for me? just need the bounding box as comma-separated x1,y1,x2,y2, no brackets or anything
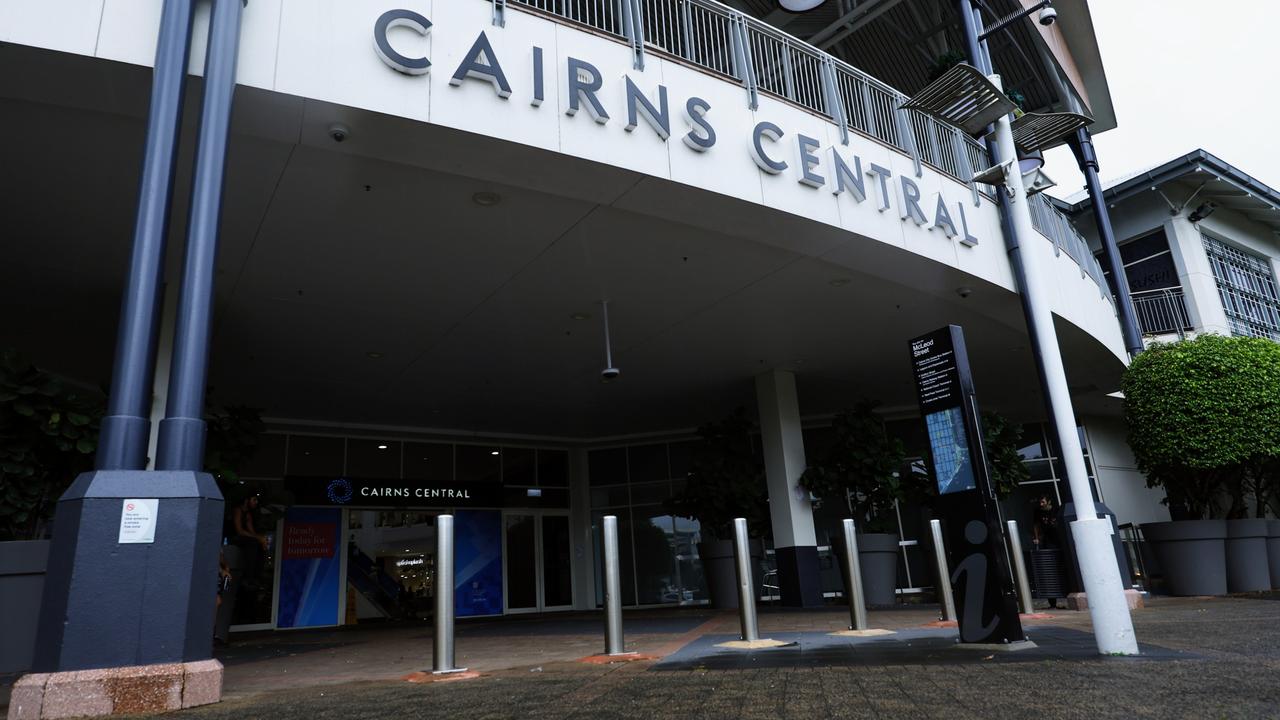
602,515,626,655
929,519,957,622
840,519,869,631
433,514,467,673
1007,520,1035,614
732,518,759,642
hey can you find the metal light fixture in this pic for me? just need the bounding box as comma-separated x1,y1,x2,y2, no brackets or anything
1017,149,1045,175
779,0,825,11
599,300,620,382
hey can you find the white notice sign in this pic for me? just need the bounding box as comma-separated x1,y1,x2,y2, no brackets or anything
118,498,159,544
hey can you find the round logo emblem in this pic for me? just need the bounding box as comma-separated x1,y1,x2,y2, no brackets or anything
327,478,354,504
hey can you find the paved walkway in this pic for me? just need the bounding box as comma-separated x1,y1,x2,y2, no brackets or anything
8,597,1280,718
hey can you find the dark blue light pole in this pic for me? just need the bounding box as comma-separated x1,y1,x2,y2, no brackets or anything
32,0,244,678
96,0,196,471
156,0,247,472
1069,128,1145,357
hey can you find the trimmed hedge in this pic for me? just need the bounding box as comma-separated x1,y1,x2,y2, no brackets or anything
1122,334,1280,518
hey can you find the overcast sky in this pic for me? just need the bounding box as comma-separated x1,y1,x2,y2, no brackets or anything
1042,0,1279,200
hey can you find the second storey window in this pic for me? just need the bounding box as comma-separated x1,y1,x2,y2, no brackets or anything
1202,235,1280,340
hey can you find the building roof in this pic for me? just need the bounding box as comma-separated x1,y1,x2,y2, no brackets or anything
1059,149,1280,234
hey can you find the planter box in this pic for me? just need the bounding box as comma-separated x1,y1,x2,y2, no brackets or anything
855,533,900,607
697,539,763,609
0,539,50,673
1142,520,1227,596
1269,521,1280,590
1226,519,1271,593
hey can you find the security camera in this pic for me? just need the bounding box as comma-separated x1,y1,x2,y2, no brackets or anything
601,367,621,382
328,123,350,143
1038,6,1057,25
956,286,973,299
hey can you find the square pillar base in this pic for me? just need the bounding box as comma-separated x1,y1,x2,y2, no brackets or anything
7,659,222,720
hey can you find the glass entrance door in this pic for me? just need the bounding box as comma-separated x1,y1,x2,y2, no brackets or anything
503,511,573,613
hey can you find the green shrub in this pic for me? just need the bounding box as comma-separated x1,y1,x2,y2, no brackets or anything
1122,334,1280,519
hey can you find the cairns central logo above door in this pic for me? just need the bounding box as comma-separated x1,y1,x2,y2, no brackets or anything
372,9,981,247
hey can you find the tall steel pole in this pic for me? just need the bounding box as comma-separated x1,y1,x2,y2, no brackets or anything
839,519,868,631
155,0,246,471
954,0,1138,655
602,515,626,655
433,514,466,673
96,0,197,470
732,518,760,642
1069,128,1145,357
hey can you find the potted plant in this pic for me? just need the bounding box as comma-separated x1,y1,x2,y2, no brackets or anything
666,407,770,608
1124,336,1280,595
0,351,101,673
800,401,914,606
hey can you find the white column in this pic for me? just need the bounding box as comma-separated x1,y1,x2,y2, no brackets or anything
755,370,817,550
1164,214,1230,335
145,282,179,470
991,81,1138,655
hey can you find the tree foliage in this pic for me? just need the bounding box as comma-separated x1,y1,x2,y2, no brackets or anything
980,410,1030,500
799,401,913,533
665,407,770,540
1122,335,1280,519
0,350,267,540
0,351,102,540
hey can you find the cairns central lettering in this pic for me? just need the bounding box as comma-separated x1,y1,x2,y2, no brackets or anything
372,9,981,247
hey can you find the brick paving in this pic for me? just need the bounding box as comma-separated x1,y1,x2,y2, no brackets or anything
7,597,1280,719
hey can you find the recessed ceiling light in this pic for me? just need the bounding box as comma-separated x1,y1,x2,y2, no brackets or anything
570,312,591,321
472,191,501,206
377,444,388,450
829,278,850,287
491,450,500,456
366,351,384,359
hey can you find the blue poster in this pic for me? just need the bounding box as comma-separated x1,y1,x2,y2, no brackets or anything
454,510,503,617
276,507,343,628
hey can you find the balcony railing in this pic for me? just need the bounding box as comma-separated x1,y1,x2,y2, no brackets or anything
1130,288,1193,337
1027,193,1111,303
495,0,1109,302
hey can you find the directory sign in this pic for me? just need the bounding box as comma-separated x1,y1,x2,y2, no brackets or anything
911,329,976,495
909,325,1024,645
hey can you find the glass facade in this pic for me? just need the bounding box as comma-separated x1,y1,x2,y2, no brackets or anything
587,441,709,607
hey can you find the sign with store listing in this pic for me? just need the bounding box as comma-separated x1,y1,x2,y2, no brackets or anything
909,325,1024,645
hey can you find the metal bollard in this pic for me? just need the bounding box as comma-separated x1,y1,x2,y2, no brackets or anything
929,519,957,622
840,519,868,631
732,518,759,642
1007,520,1035,614
433,514,467,674
602,515,626,655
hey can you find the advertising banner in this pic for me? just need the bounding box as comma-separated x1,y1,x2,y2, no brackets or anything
454,510,503,617
276,507,343,629
910,325,1024,645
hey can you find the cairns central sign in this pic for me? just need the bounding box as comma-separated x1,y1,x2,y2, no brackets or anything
372,9,983,247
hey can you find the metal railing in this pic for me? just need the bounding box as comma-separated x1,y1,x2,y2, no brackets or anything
498,0,1108,300
1028,193,1112,302
1130,288,1193,337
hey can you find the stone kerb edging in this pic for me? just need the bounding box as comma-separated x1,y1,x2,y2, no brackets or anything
7,659,222,720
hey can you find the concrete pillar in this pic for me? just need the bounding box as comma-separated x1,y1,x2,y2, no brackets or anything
754,370,822,607
1164,214,1230,335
